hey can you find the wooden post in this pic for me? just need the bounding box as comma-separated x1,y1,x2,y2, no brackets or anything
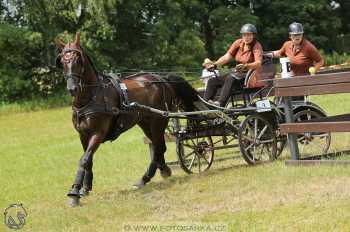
283,97,300,160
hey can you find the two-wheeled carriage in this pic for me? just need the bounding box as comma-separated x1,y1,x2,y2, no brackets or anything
132,55,330,174
160,56,331,174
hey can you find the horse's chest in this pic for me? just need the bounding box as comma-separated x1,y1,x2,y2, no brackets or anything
72,115,94,133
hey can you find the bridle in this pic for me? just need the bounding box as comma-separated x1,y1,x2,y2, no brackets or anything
58,47,101,92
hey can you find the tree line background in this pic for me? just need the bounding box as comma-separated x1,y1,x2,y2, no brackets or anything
1,0,350,102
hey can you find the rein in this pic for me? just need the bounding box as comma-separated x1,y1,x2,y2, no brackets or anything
59,47,129,126
71,74,130,127
59,47,185,127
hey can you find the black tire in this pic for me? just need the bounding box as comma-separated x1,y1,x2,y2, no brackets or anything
276,130,287,157
238,114,277,165
293,109,331,156
176,136,214,174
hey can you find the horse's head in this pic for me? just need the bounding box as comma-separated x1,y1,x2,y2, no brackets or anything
55,32,86,96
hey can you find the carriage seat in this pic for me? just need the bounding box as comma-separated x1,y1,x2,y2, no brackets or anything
243,54,276,89
195,54,276,108
196,56,275,96
228,55,276,105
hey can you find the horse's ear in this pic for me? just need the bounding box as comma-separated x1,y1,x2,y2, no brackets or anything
74,32,80,47
54,38,65,51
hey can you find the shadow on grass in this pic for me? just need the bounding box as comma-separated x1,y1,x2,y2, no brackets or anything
96,160,276,202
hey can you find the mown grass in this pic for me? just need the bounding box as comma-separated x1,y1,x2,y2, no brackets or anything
1,94,350,231
0,91,70,116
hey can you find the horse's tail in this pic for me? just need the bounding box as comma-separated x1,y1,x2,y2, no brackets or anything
166,74,198,111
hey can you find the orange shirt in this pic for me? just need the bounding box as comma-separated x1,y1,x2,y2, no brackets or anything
276,39,322,76
227,39,263,65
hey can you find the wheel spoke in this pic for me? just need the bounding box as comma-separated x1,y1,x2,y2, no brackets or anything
307,112,312,120
311,133,329,138
259,139,274,144
242,135,254,142
190,139,197,146
184,151,196,159
244,142,255,152
293,110,331,155
297,135,306,142
259,145,265,157
183,143,197,149
254,118,258,139
188,154,196,170
257,125,268,140
303,138,326,151
202,155,210,165
300,138,307,154
266,144,271,153
198,155,201,172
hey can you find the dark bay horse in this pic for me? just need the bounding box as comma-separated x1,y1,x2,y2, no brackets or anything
55,33,198,206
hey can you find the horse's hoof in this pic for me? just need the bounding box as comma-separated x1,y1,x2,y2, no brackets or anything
68,196,80,207
67,187,80,197
160,166,172,179
132,179,145,190
79,188,90,197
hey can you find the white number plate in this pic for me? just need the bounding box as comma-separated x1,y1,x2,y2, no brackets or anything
120,83,128,90
256,100,271,112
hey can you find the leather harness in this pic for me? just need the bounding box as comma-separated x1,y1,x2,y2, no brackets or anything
71,73,130,126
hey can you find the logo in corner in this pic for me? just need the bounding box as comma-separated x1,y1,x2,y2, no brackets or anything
4,203,28,230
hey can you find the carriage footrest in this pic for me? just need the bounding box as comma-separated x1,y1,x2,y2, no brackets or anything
177,125,234,139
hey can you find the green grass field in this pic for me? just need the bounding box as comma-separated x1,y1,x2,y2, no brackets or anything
1,94,350,231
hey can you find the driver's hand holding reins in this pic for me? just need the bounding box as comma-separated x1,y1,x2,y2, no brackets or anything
202,58,217,72
202,57,248,74
234,63,248,73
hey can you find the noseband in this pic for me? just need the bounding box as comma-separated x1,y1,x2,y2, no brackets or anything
59,47,104,92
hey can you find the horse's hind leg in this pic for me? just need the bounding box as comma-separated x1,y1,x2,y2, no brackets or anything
134,120,171,189
151,119,172,178
133,122,157,189
133,143,158,189
156,141,172,178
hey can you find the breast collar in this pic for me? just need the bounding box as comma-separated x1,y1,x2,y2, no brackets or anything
71,73,131,126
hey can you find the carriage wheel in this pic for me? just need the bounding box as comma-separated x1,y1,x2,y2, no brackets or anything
238,114,277,165
166,118,181,134
294,109,331,157
276,130,287,157
176,136,214,174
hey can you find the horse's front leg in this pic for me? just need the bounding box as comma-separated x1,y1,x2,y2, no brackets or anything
80,160,93,197
76,135,93,197
68,134,101,206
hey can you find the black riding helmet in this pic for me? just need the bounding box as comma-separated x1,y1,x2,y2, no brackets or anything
240,24,257,34
289,22,304,35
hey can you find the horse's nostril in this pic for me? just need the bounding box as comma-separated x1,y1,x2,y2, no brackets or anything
67,85,77,91
67,86,77,96
69,89,77,96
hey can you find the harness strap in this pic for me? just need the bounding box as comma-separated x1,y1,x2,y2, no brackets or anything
104,74,130,106
150,74,172,111
72,74,132,126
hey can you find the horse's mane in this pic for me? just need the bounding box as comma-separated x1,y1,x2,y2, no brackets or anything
166,74,198,111
83,51,99,76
